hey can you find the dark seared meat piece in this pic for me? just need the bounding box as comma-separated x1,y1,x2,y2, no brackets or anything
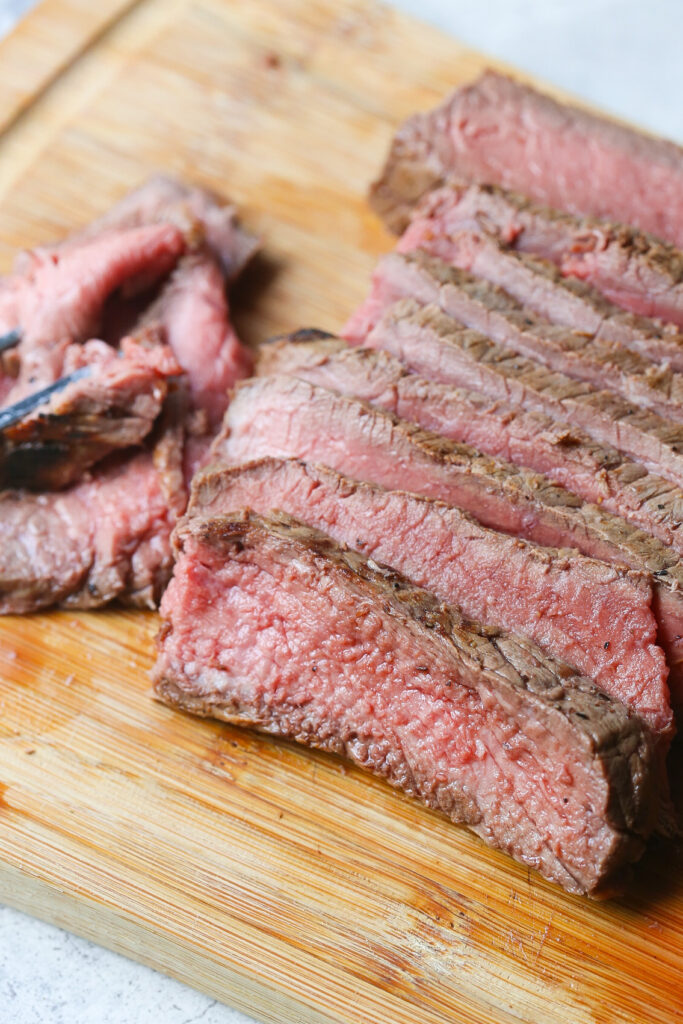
414,228,683,372
0,333,180,490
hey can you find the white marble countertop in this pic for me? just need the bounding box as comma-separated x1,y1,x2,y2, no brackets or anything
1,1,682,1021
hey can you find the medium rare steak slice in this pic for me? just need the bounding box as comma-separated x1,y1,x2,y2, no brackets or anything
419,229,683,372
143,249,253,427
400,182,683,327
370,70,683,247
0,412,186,613
368,300,683,490
44,174,259,283
212,378,671,734
2,222,185,403
346,251,683,424
154,510,657,895
260,336,683,558
0,333,181,490
258,336,683,710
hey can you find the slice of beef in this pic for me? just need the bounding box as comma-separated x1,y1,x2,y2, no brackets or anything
400,182,683,327
258,336,683,711
367,298,683,491
20,174,259,284
370,70,683,247
0,333,181,490
259,336,683,557
0,410,186,613
192,456,671,738
142,249,253,428
155,509,657,896
346,250,683,424
212,377,671,734
2,222,185,403
419,229,683,372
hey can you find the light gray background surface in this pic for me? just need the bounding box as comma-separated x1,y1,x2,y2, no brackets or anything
1,1,681,1021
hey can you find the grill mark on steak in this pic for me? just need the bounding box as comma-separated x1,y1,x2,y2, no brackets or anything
211,377,672,735
410,228,683,373
399,181,683,327
369,70,683,249
366,297,683,492
154,509,657,896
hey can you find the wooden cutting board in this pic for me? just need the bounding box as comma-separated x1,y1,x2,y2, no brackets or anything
0,2,681,1021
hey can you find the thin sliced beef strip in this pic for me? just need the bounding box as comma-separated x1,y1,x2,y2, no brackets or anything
0,331,181,490
366,297,683,492
257,335,683,713
399,182,683,327
418,229,683,372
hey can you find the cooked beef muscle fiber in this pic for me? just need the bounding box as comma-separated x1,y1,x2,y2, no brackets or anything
0,412,186,614
257,334,683,710
370,70,683,248
365,295,683,491
260,334,683,560
211,376,671,734
346,252,683,425
408,228,683,373
0,333,181,490
0,175,258,611
154,509,657,895
399,182,683,327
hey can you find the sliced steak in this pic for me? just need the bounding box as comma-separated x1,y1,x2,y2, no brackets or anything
0,333,180,490
21,174,259,284
155,509,657,896
400,182,683,327
0,411,186,613
258,336,683,710
370,70,683,247
346,250,683,424
367,299,683,491
259,336,683,556
143,249,253,428
3,222,185,403
418,229,683,372
212,377,671,734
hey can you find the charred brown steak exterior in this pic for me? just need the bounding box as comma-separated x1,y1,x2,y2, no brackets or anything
154,510,657,896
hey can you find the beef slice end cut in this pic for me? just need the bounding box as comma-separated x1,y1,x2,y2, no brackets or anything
154,509,657,896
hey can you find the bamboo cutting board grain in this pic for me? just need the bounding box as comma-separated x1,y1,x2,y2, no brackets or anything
0,2,682,1022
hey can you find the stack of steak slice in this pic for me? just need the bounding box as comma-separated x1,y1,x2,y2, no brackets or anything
155,75,683,891
0,175,257,613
